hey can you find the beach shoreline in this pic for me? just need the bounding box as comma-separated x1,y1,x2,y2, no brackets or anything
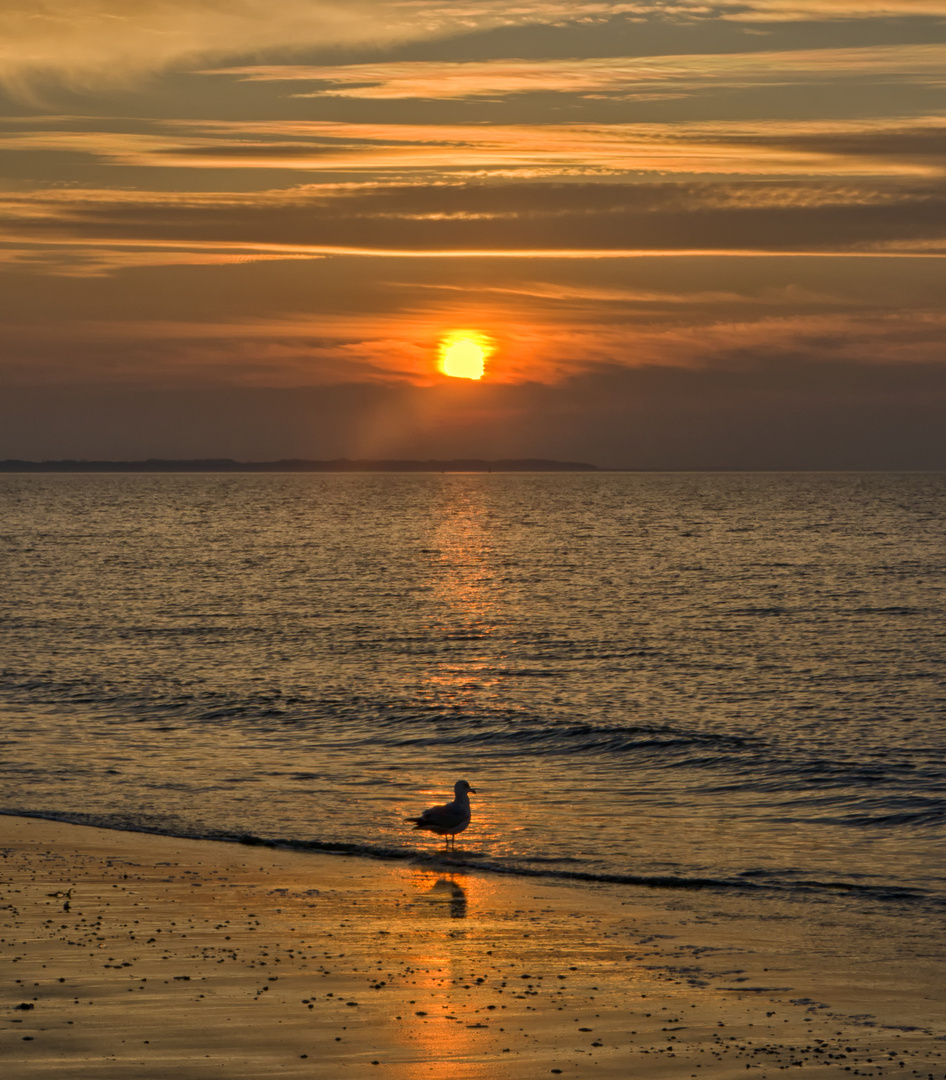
2,813,943,1079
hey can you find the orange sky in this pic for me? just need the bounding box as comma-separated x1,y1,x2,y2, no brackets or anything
1,1,945,466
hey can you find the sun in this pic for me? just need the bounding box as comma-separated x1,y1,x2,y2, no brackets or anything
439,331,491,380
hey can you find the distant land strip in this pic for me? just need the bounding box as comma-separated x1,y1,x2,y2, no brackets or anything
0,458,598,473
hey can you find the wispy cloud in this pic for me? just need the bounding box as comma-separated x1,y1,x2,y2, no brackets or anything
0,0,424,93
0,0,718,93
3,0,944,100
4,175,945,268
728,1,946,18
0,241,320,277
406,279,833,306
6,0,941,96
211,44,946,101
5,296,944,393
4,116,944,179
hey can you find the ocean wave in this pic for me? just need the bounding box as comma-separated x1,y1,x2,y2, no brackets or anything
1,677,942,815
375,720,757,757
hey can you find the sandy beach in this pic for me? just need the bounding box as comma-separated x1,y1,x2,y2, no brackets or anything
2,814,943,1080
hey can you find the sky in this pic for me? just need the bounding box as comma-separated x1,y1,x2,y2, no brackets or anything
1,0,945,468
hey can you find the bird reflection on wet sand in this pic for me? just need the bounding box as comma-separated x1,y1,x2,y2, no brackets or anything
432,877,468,919
414,874,468,919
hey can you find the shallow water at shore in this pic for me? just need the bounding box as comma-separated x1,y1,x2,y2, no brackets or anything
1,472,944,933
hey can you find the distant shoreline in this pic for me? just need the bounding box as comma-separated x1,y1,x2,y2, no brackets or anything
0,457,598,473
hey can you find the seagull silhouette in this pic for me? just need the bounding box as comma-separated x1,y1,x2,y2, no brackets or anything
407,780,476,851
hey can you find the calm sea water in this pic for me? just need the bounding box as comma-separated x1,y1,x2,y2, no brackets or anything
1,473,944,925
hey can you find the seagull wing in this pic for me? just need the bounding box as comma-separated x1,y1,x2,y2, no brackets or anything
408,798,470,834
418,800,465,829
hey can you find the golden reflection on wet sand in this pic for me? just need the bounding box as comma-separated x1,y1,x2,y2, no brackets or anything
388,867,500,1079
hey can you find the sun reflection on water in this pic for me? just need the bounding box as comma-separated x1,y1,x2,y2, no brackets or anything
423,481,501,700
406,482,528,862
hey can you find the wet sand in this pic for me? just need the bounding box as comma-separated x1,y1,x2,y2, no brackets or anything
2,814,944,1079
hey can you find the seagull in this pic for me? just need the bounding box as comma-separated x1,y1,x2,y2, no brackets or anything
407,780,476,851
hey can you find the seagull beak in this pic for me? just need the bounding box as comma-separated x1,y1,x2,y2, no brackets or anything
469,787,477,794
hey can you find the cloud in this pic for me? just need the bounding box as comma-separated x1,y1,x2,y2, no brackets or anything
5,115,945,180
5,1,942,96
0,242,320,277
4,176,946,265
0,0,421,94
210,44,946,101
2,261,943,393
410,279,833,306
0,1,722,94
729,1,946,18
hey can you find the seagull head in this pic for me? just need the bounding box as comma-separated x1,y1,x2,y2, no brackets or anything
455,779,476,796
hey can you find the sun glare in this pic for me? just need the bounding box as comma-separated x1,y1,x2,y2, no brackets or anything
439,332,491,380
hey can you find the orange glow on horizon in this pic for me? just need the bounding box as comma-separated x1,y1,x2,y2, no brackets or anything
438,331,492,380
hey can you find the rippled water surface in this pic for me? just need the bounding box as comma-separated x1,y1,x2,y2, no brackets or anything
1,472,944,918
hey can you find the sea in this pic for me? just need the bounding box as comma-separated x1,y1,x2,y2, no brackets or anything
1,471,944,1003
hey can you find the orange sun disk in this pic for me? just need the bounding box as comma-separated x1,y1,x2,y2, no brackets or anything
439,333,490,380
